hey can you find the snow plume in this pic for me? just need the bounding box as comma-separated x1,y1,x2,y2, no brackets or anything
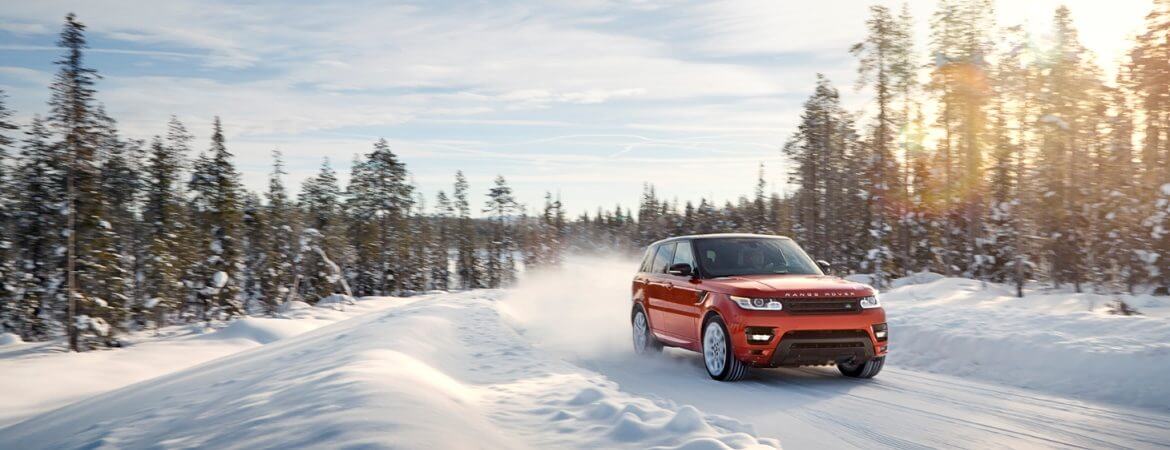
499,256,640,360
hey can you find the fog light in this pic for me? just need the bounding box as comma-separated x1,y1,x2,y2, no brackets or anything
872,323,888,342
745,326,774,344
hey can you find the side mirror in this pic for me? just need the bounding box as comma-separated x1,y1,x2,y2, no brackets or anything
816,260,832,274
667,263,693,277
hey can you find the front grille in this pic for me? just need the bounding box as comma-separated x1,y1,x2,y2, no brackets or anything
782,329,869,340
782,298,863,314
790,342,865,349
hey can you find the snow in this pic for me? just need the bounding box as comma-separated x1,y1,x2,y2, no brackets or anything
0,290,779,450
211,271,229,288
881,275,1170,411
0,333,22,347
0,296,408,428
3,258,1170,448
500,258,1170,448
1162,183,1170,196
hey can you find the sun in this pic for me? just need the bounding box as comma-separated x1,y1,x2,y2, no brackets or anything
994,0,1153,79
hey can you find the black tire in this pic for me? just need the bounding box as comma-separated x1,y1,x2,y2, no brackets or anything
838,356,885,378
702,316,749,381
631,305,662,355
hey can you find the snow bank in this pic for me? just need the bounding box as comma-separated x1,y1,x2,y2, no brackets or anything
0,292,780,449
198,317,319,345
0,297,407,428
883,276,1170,411
0,333,22,347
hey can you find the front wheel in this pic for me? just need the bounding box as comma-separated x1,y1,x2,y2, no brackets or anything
838,356,885,378
632,307,662,355
702,316,749,381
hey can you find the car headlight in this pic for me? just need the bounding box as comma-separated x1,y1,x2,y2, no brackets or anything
730,295,782,311
859,295,881,309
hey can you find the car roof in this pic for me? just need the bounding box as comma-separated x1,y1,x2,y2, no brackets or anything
646,233,791,248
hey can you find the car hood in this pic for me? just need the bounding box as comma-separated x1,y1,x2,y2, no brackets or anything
701,274,874,299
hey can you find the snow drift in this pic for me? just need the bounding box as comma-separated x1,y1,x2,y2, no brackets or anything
0,297,407,428
881,276,1170,411
0,291,780,449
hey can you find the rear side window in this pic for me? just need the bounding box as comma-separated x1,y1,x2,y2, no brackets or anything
638,247,655,272
672,241,695,268
650,243,676,273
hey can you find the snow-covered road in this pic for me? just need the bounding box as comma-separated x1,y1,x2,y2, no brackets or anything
580,349,1170,449
2,287,1168,449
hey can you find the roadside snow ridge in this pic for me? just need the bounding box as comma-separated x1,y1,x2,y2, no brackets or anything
0,292,779,449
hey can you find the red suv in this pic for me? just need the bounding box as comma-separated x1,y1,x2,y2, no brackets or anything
631,234,887,381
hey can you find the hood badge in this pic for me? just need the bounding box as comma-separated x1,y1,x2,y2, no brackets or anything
781,291,855,298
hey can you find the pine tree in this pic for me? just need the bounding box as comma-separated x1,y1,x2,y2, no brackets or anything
0,90,19,335
929,0,995,276
141,118,190,328
852,4,914,285
240,192,270,311
1035,6,1102,292
94,108,139,331
13,117,64,340
984,25,1038,295
49,13,117,349
188,117,245,320
299,158,343,302
784,74,862,267
265,150,295,303
430,190,453,291
1130,0,1170,290
453,171,480,289
345,140,413,295
484,175,518,287
751,164,770,233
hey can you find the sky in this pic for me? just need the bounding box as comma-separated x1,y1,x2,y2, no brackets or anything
0,0,1155,217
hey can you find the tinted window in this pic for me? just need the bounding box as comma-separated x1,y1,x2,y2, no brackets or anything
671,240,695,269
638,247,654,272
693,237,821,277
650,243,676,274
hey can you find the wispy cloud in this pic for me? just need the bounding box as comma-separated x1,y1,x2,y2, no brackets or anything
0,0,1153,213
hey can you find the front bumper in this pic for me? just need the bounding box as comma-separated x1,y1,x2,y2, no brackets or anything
723,307,888,367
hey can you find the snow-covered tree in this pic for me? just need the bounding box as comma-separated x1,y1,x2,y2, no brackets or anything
187,117,245,320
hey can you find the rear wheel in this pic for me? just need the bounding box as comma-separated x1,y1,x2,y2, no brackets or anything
632,307,662,355
702,316,749,381
838,356,885,378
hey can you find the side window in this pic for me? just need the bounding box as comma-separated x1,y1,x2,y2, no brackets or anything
650,243,676,274
638,246,655,273
672,241,695,269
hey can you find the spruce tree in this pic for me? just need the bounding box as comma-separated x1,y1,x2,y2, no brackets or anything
431,190,453,290
0,90,18,334
141,118,191,327
484,175,518,287
453,171,480,289
49,13,116,349
266,150,295,302
852,4,913,285
188,117,244,320
299,158,343,302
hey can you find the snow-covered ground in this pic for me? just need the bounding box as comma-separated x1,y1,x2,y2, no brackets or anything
0,290,779,449
2,258,1169,449
881,274,1170,412
0,297,411,428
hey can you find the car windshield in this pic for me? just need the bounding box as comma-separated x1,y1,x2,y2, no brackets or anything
692,237,821,277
